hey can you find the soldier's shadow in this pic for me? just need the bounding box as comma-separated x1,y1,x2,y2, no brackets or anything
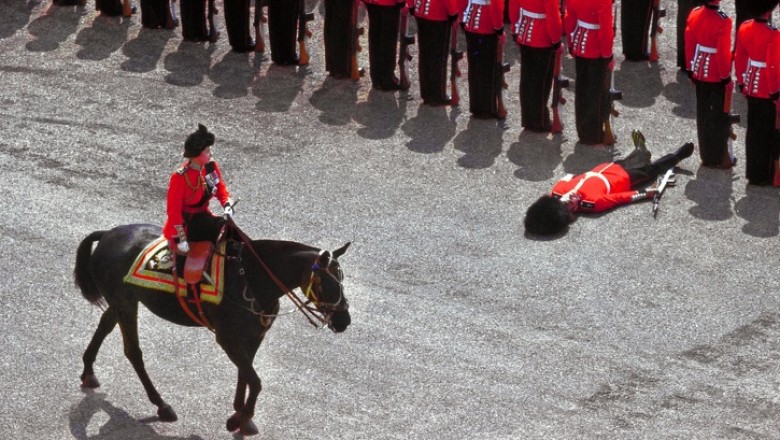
26,4,84,52
401,104,457,154
309,77,360,126
121,28,175,73
253,64,307,113
507,130,565,182
663,70,696,119
69,391,203,440
74,14,132,61
561,142,619,175
209,51,255,99
615,60,664,109
353,89,410,140
4,0,40,40
452,117,505,169
163,41,216,88
684,167,736,222
734,185,780,238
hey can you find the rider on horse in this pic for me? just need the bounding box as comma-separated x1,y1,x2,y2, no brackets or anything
163,123,235,258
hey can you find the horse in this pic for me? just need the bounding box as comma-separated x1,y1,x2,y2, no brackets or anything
73,222,351,436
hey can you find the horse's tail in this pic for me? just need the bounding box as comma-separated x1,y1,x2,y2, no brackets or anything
74,231,106,306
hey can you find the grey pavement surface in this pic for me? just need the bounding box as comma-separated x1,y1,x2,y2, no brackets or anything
2,1,780,439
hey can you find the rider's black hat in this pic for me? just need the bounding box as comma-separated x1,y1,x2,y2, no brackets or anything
183,124,215,158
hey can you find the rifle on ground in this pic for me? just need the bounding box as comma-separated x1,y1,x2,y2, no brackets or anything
450,19,463,105
122,0,132,16
603,0,621,144
254,0,267,52
652,168,676,218
398,5,414,90
298,0,315,65
208,0,219,43
350,0,365,80
496,31,510,119
648,0,665,61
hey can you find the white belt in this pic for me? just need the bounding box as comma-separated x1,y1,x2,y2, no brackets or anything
695,44,717,54
471,0,490,5
576,19,600,30
749,59,767,68
520,8,546,19
560,169,612,201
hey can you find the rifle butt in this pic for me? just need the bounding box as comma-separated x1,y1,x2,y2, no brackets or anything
551,108,562,133
649,40,659,62
255,29,265,52
299,42,310,66
122,0,132,16
451,80,459,106
773,160,780,187
603,119,616,145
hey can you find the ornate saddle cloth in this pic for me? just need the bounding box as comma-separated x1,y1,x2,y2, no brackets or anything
122,236,226,305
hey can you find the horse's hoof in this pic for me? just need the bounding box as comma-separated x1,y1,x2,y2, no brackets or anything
81,374,100,389
157,404,178,422
240,419,259,436
226,412,241,432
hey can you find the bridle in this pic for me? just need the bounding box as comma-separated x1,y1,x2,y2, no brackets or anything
225,220,348,330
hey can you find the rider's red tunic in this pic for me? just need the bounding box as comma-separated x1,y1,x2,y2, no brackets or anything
162,160,230,239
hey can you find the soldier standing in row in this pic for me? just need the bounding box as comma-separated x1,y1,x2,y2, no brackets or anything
677,0,706,70
620,0,653,61
363,0,407,90
324,0,359,78
685,0,735,168
180,0,211,42
140,0,175,28
267,0,301,64
96,0,125,16
735,0,780,185
509,0,562,132
461,0,506,118
411,0,459,105
564,0,614,145
224,0,255,52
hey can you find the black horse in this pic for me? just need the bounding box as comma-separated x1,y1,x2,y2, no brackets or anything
74,223,351,436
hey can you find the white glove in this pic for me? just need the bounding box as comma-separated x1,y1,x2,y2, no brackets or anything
177,240,190,254
223,199,234,217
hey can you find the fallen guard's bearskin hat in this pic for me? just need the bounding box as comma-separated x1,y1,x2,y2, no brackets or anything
183,124,215,158
748,0,779,17
524,195,571,236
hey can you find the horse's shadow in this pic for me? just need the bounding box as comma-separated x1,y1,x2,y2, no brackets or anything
401,104,458,154
25,3,84,52
69,391,203,440
353,89,411,140
309,76,361,126
734,185,780,238
163,41,217,88
507,130,565,181
452,117,505,169
74,15,132,61
121,28,175,73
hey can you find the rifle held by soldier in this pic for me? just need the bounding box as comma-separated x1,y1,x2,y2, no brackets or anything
450,19,463,106
208,0,219,43
351,0,365,80
298,0,315,65
551,44,569,133
254,0,267,52
603,0,620,145
496,30,510,119
648,0,665,62
122,0,132,16
398,5,414,91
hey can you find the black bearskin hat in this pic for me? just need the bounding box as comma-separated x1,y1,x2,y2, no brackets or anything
183,124,215,158
748,0,778,17
524,195,571,236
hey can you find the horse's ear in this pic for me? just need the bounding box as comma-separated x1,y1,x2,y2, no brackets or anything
332,242,351,259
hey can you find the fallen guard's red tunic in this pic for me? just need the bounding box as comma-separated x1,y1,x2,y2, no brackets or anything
550,163,639,213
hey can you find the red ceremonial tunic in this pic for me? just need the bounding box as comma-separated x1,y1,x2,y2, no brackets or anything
508,0,562,47
550,162,641,212
409,0,458,21
685,4,732,83
563,0,613,59
460,0,504,35
735,19,780,99
162,160,231,240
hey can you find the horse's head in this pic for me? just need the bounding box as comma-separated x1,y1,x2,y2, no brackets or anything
302,243,351,333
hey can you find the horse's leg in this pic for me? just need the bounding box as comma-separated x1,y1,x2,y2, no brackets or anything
81,307,118,388
219,336,263,436
115,302,178,422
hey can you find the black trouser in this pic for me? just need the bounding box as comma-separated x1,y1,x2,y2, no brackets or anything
96,0,123,15
224,0,253,50
676,0,704,69
746,96,780,185
268,0,299,65
618,146,689,188
417,17,451,104
184,212,226,243
366,3,401,90
574,56,610,144
180,0,209,41
324,0,355,78
693,80,730,166
465,30,499,117
621,0,653,61
140,0,171,28
519,44,555,132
